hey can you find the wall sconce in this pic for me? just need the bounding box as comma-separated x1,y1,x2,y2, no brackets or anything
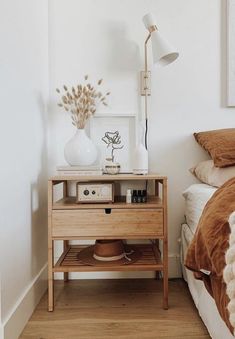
141,13,179,150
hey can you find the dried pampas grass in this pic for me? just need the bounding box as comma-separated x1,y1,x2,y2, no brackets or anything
56,75,110,129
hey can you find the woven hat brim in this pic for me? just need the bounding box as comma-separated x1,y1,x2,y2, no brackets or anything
78,245,142,266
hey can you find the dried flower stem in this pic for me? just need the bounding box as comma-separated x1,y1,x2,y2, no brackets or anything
102,131,124,162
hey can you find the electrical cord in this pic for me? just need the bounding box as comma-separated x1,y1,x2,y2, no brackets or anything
145,118,148,150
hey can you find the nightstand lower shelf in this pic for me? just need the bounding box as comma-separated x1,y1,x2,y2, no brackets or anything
54,244,163,272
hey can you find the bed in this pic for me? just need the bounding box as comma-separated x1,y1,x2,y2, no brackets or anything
181,183,234,339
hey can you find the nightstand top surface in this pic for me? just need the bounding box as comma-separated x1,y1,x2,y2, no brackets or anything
49,173,167,181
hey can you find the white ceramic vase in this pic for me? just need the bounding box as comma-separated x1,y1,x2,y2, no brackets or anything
64,129,97,166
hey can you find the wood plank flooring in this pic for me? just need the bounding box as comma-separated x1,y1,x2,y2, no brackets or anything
20,279,210,339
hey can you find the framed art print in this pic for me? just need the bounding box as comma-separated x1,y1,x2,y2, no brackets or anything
89,114,136,173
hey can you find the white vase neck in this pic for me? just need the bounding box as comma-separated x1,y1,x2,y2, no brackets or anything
76,128,86,133
74,129,89,139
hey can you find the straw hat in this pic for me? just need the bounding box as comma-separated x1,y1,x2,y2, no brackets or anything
78,240,141,266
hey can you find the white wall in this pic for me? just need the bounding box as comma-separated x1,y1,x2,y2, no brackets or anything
48,0,235,277
4,0,230,335
0,2,233,335
0,1,49,338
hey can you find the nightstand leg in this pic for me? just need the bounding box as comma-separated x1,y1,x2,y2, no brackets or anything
163,238,168,309
62,182,69,282
153,240,160,279
63,240,69,281
48,239,54,311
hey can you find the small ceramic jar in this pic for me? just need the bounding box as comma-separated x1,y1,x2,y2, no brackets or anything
104,158,120,175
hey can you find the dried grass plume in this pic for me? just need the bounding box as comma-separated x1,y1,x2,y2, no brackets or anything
56,75,110,129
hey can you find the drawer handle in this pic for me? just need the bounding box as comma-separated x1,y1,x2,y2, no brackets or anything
105,208,112,214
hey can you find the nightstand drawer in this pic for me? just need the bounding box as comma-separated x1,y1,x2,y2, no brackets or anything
52,208,163,238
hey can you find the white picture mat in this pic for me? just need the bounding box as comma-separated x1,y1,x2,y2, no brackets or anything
90,115,136,172
227,0,235,106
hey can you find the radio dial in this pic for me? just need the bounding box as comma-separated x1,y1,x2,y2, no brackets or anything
83,189,89,196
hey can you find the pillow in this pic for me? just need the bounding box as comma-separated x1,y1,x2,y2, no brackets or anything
182,184,217,233
191,160,235,187
194,128,235,167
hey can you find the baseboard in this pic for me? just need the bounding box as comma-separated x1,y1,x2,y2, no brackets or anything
54,253,182,280
2,263,47,339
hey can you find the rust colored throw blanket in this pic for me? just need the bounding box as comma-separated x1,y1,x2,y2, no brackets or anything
185,177,235,333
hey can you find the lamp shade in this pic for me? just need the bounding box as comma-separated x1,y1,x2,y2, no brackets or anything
143,13,179,66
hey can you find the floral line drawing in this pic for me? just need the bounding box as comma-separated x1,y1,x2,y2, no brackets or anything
102,131,124,162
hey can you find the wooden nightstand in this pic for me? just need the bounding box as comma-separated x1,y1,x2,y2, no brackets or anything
48,174,168,311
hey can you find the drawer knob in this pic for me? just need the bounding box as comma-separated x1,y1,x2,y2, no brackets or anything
105,208,112,214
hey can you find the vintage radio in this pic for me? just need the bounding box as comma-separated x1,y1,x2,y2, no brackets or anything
76,182,114,203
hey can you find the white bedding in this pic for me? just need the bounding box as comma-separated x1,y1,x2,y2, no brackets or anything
182,184,217,233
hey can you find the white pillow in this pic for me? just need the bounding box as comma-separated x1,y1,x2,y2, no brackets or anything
191,160,235,187
182,184,217,233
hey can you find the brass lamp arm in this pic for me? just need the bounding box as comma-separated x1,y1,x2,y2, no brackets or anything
144,33,151,73
144,25,157,72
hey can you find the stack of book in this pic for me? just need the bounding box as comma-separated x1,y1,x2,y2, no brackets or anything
57,166,103,176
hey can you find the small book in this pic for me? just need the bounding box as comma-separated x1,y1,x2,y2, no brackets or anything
57,170,103,176
57,165,102,171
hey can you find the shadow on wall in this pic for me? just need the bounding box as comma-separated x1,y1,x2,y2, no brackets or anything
149,134,210,251
149,133,209,178
104,20,144,135
104,21,141,72
30,93,48,279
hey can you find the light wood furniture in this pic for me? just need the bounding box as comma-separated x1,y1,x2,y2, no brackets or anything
48,174,168,311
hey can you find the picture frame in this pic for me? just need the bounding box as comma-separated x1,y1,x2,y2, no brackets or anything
89,114,136,173
227,0,235,106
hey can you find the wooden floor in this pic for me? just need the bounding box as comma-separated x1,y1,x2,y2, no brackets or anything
20,279,210,339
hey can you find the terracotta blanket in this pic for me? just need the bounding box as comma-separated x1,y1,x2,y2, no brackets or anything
185,177,235,333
